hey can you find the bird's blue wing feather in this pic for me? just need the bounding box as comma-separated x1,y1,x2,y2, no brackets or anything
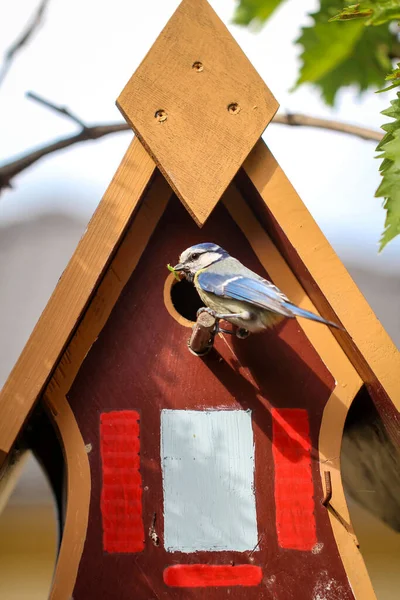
197,272,294,317
197,271,341,328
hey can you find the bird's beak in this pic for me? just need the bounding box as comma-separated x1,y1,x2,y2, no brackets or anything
173,263,186,272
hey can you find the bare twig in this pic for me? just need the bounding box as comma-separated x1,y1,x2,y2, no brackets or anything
0,0,50,87
273,112,383,142
26,91,87,129
0,123,130,190
0,94,383,192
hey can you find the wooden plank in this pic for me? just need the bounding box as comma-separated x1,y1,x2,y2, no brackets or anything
0,137,156,458
117,0,278,227
242,140,400,414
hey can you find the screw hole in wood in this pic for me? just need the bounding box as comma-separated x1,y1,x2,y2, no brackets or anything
228,102,240,115
192,61,204,72
155,109,168,122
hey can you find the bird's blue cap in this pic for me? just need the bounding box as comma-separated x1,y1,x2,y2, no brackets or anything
186,242,223,253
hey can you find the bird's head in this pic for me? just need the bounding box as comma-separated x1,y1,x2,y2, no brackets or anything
174,243,229,280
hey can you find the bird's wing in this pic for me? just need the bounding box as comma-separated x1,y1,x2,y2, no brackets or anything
197,272,294,317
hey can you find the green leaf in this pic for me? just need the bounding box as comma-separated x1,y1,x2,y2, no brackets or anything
329,4,374,21
233,0,286,26
330,1,400,25
377,62,400,92
296,1,365,86
375,92,400,249
295,1,394,104
316,23,394,104
385,64,400,81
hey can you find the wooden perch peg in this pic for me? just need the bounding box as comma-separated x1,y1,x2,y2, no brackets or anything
188,311,217,356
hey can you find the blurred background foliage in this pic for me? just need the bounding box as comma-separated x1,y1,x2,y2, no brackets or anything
234,0,400,250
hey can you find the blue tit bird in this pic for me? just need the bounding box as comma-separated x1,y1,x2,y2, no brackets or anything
173,242,341,336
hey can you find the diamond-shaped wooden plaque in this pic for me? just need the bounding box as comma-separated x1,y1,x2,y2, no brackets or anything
117,0,278,226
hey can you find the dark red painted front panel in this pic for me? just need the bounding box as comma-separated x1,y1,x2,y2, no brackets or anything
67,194,354,600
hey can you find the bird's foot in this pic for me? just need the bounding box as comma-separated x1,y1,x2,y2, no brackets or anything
216,325,235,335
236,328,250,339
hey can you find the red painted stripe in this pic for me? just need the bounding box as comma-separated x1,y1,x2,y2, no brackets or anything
100,410,144,553
164,565,263,587
272,408,317,551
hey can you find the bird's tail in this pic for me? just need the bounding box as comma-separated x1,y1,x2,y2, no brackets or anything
283,302,343,330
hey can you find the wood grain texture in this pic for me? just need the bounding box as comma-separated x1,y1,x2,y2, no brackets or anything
117,0,278,226
66,195,357,600
0,137,156,457
241,140,400,423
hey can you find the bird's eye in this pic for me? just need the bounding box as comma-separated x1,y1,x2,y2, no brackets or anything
191,253,199,261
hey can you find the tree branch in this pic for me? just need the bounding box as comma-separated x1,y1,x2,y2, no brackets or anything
0,0,50,87
26,91,87,129
273,113,383,142
0,94,383,192
0,124,130,190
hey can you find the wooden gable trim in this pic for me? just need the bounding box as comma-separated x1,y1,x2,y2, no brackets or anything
0,137,157,462
241,140,400,422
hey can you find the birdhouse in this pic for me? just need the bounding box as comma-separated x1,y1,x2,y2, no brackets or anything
0,1,399,599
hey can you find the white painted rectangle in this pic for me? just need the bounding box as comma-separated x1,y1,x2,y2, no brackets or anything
160,409,258,553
